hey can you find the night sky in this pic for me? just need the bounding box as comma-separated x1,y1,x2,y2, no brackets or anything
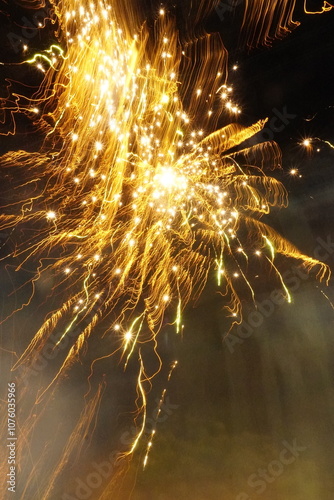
1,2,334,500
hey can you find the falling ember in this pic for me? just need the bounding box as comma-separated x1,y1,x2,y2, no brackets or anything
0,1,332,498
303,138,312,148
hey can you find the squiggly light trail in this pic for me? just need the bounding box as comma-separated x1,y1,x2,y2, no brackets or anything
0,0,331,498
241,0,333,47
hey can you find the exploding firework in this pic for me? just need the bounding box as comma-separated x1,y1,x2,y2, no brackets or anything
0,0,331,498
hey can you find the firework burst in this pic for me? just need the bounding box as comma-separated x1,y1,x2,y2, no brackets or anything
0,1,331,498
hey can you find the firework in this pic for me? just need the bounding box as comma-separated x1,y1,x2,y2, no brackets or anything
0,1,331,498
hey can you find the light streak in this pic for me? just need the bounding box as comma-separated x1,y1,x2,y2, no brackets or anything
304,0,334,14
263,235,276,261
142,360,178,469
175,296,182,335
303,137,334,151
128,354,147,455
241,0,333,47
